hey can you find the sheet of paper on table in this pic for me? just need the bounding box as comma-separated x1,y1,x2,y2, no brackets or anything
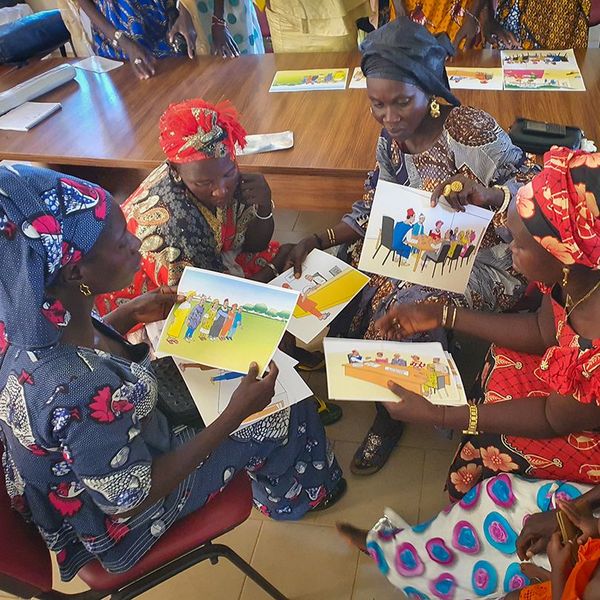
174,349,312,431
0,101,61,131
503,68,585,91
500,49,579,70
348,67,366,89
446,67,504,90
236,131,294,155
75,56,123,73
324,338,467,405
358,180,494,295
157,267,298,375
269,249,370,344
269,68,349,92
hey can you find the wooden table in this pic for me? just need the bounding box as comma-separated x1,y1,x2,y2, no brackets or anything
1,49,599,211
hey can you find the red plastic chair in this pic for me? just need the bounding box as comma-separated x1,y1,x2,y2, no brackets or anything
0,452,287,600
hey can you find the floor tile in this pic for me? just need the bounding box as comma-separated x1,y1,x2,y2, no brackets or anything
273,208,299,231
352,552,407,600
326,401,376,444
309,441,424,529
305,369,329,402
418,449,456,523
398,423,458,452
240,521,358,600
273,229,307,244
138,519,262,600
294,211,345,234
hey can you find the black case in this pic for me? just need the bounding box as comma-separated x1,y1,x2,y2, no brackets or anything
153,356,205,429
509,118,582,154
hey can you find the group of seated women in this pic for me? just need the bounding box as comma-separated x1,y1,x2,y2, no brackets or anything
0,15,599,600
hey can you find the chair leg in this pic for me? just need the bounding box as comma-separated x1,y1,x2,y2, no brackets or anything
382,249,392,265
214,544,289,600
421,257,427,272
59,45,67,58
372,243,382,259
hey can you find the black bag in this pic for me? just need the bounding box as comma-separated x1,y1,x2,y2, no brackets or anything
509,118,582,155
152,356,205,429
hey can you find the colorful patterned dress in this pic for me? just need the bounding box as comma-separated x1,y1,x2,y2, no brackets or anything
95,163,278,316
343,105,536,343
447,287,600,501
367,473,591,599
495,0,591,49
0,318,342,581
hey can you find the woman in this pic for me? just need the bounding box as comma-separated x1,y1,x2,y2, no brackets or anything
286,18,536,475
59,0,261,80
337,148,600,599
375,147,600,500
484,0,591,50
96,98,286,316
209,299,230,339
0,164,344,581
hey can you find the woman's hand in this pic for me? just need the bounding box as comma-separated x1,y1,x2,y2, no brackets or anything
481,17,519,49
375,301,444,340
240,173,272,211
517,510,558,560
128,286,184,324
383,382,441,424
453,13,480,51
558,499,599,545
547,531,574,581
271,244,295,274
168,5,197,59
431,175,503,212
212,23,240,57
225,362,279,425
284,236,320,278
120,37,156,79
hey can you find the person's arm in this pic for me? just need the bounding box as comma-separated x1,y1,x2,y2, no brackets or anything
211,0,239,57
378,293,555,356
76,0,156,78
240,174,275,254
120,362,278,518
583,566,600,600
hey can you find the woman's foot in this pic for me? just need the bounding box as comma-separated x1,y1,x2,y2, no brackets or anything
310,478,347,512
336,522,368,554
351,422,405,476
313,395,343,426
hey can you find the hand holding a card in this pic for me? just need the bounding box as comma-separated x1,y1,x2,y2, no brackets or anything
431,175,504,212
383,381,441,424
376,302,445,340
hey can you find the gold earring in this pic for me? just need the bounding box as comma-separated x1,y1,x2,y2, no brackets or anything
171,169,182,183
79,283,92,297
429,98,441,119
561,267,570,288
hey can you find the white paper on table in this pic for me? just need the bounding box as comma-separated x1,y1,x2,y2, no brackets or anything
348,67,366,89
324,338,467,405
75,56,123,73
236,131,294,155
358,181,494,295
446,67,504,90
269,249,370,344
500,49,579,70
0,102,61,131
174,349,311,431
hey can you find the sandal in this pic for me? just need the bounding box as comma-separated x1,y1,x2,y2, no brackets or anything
350,424,405,476
310,477,347,512
313,395,343,426
294,348,325,372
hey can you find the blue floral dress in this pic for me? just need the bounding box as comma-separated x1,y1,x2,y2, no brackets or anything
0,318,341,581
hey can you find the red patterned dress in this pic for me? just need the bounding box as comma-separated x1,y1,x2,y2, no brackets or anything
447,289,600,500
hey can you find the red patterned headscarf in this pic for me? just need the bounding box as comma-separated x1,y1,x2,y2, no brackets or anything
516,147,600,270
159,99,247,164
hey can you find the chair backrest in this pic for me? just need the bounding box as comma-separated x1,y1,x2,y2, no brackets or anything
0,444,53,597
448,244,464,260
462,244,476,259
381,215,395,248
436,242,451,262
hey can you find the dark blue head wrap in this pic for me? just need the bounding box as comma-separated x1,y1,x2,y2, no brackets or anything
0,165,112,351
360,17,460,107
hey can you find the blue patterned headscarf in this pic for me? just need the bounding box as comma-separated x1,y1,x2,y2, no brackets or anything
0,165,111,351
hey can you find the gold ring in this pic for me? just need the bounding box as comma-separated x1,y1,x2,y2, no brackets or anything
443,184,452,197
450,180,464,193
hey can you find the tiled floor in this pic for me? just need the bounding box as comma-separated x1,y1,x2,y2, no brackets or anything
0,208,461,600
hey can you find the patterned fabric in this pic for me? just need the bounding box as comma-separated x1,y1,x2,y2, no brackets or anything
496,0,590,50
159,99,247,163
516,148,600,270
360,18,460,108
447,291,600,501
91,0,182,59
367,473,591,599
342,105,536,343
95,164,277,315
0,165,110,350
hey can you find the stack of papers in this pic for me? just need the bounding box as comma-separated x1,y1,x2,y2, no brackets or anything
0,101,61,131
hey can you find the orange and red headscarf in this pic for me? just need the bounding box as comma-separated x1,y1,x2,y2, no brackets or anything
516,147,600,270
159,98,247,164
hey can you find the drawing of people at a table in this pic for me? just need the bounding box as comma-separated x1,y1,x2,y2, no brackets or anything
392,208,416,265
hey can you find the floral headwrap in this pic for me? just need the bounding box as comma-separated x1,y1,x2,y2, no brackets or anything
0,165,110,350
516,147,600,269
158,98,247,164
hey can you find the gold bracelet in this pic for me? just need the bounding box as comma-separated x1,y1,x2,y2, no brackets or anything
462,404,479,436
449,305,457,329
326,228,337,246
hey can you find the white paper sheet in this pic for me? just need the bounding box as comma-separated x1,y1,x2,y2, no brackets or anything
75,56,123,73
0,102,61,131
